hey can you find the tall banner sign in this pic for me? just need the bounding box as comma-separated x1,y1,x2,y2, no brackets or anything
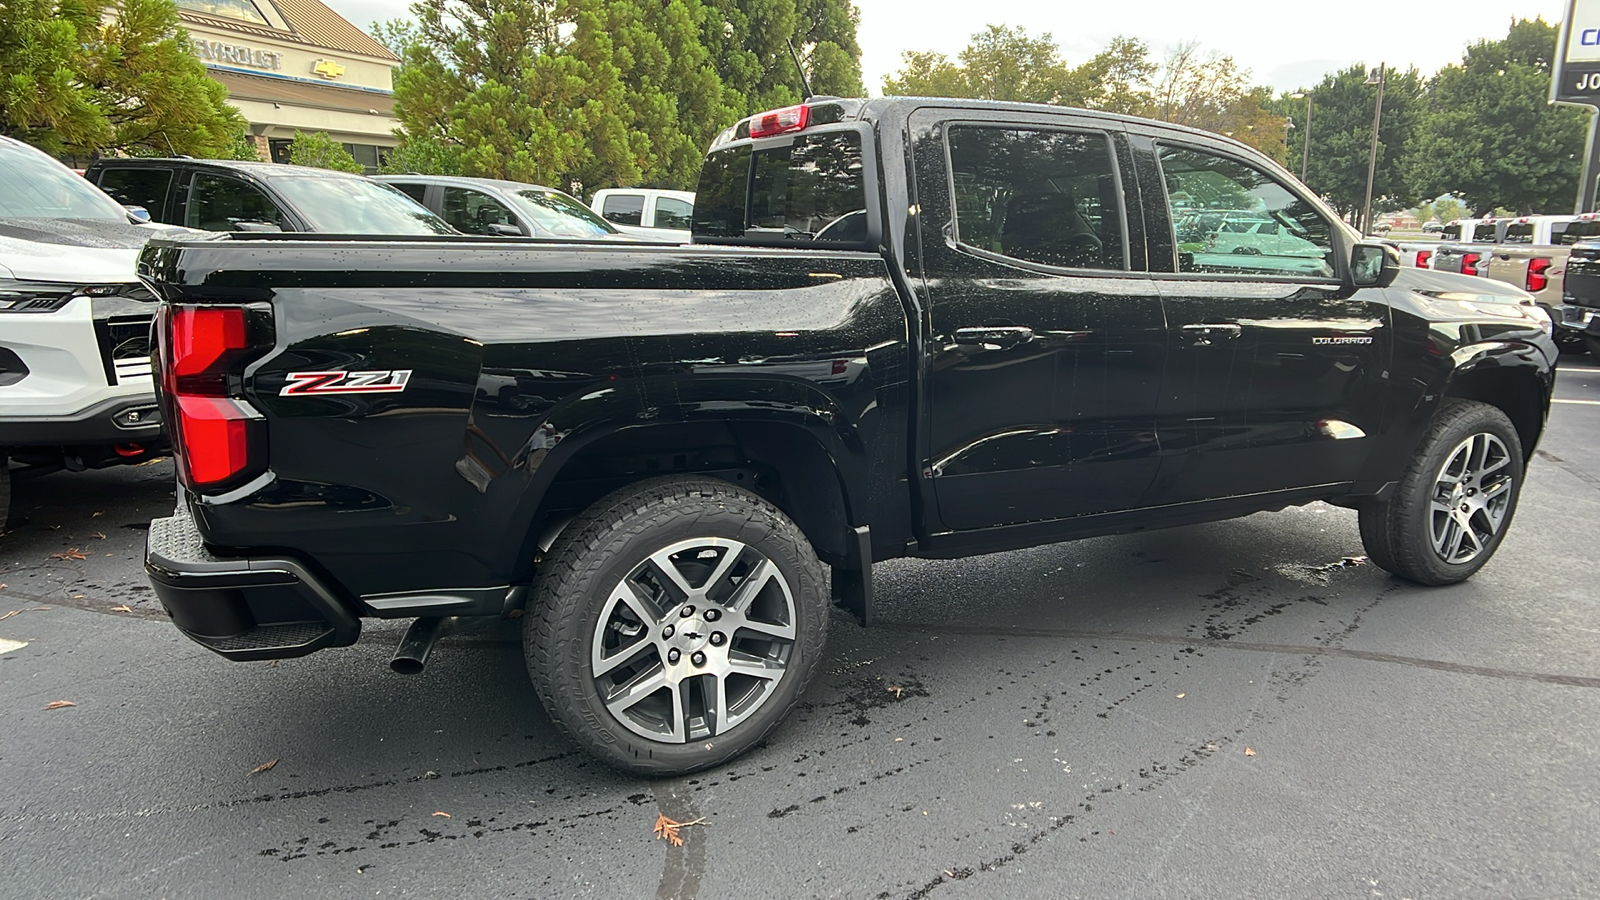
1554,0,1600,105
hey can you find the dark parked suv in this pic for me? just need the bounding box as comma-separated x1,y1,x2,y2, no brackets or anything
83,159,455,235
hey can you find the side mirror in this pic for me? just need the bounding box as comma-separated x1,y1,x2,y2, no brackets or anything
1350,241,1399,288
124,205,151,223
232,220,283,233
485,222,522,237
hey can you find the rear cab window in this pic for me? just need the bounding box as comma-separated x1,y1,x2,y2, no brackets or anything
601,194,645,227
693,128,872,247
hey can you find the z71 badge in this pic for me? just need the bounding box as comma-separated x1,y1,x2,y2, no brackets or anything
280,370,412,396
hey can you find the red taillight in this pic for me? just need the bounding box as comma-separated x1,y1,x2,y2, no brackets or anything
1527,256,1552,292
1415,250,1432,268
750,104,809,139
160,305,266,490
1460,252,1482,275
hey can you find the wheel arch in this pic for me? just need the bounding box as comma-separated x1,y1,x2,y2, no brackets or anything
496,384,869,583
1440,347,1552,459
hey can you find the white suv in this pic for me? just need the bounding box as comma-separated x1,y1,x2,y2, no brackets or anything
0,136,201,526
590,188,694,242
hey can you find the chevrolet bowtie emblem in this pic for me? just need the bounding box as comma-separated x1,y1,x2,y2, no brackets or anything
312,59,345,79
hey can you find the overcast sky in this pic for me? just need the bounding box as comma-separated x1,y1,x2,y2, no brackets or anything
320,0,1570,94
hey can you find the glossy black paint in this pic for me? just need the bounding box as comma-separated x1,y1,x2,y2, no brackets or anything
141,98,1556,621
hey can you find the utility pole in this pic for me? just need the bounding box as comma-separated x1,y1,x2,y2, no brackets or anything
1361,63,1387,235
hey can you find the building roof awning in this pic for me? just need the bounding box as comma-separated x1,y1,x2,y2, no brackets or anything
213,69,395,118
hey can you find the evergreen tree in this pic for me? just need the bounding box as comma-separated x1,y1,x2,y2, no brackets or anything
0,0,108,153
287,130,364,173
1281,64,1424,220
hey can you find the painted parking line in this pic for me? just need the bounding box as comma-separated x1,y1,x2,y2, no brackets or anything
1552,398,1600,405
0,638,28,654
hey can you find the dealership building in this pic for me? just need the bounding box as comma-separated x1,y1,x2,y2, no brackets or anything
176,0,400,171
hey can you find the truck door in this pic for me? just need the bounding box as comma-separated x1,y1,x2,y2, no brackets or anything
910,110,1166,531
1133,136,1391,501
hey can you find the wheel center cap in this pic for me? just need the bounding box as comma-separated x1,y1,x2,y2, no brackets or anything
670,615,712,653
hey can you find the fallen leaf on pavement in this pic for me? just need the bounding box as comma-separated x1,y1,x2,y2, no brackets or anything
49,549,88,561
248,759,279,775
653,813,706,847
43,700,76,710
110,605,132,613
887,685,904,699
1175,693,1185,699
92,532,107,540
1244,747,1257,757
431,811,451,818
92,511,103,517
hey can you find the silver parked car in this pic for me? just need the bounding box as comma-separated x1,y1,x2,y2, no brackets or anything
373,174,662,241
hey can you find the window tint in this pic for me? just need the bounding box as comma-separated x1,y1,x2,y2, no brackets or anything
96,169,171,219
1504,223,1535,243
601,194,645,226
442,187,519,235
946,126,1125,271
748,131,865,242
1158,145,1334,279
654,196,693,230
388,181,428,205
185,173,284,232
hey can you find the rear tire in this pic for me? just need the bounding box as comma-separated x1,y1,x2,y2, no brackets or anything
525,476,828,776
1358,400,1523,586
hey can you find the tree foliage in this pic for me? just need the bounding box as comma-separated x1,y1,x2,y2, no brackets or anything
1403,18,1587,214
1279,63,1424,220
287,130,364,173
883,27,1283,161
387,0,862,190
0,0,248,157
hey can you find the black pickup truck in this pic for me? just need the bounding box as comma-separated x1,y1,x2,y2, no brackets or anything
140,98,1555,775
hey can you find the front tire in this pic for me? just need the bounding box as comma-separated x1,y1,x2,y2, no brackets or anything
525,476,828,776
1359,399,1524,585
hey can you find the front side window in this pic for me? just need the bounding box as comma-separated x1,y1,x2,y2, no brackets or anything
1159,145,1334,279
601,194,645,227
946,125,1126,271
441,187,519,235
387,181,428,205
1504,223,1535,244
185,173,283,232
653,196,693,230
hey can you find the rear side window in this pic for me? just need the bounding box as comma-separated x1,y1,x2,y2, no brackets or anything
693,131,867,245
96,168,171,219
1443,224,1463,240
946,126,1126,271
601,194,645,226
1559,219,1600,244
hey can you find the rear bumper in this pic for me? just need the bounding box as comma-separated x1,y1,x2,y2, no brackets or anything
145,502,360,660
1556,302,1599,334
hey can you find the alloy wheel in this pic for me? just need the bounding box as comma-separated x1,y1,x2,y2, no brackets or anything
1428,432,1514,565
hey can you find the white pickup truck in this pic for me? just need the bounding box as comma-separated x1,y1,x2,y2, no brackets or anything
1430,213,1600,350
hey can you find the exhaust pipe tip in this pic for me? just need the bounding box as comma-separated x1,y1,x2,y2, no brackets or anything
390,616,451,675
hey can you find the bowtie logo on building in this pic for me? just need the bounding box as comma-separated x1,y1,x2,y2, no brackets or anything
312,59,346,79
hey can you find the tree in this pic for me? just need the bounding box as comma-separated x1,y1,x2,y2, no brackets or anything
1,0,249,157
1284,63,1424,221
699,0,863,116
882,25,1090,105
287,130,364,173
1146,42,1288,163
1404,18,1588,215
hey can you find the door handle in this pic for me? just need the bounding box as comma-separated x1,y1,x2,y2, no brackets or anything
1181,323,1242,346
954,326,1034,347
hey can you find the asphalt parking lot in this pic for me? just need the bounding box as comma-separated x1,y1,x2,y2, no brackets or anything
3,357,1598,900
